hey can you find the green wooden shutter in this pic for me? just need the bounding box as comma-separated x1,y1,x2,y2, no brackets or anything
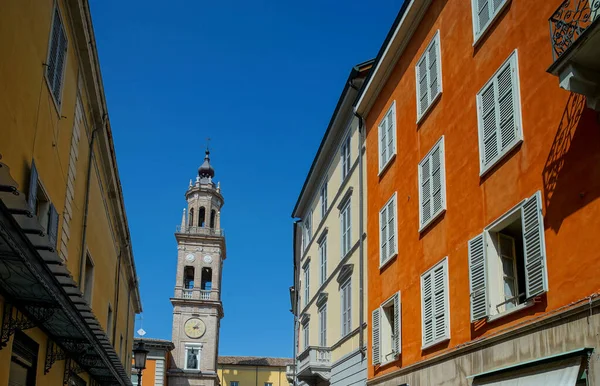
468,233,489,321
48,203,59,248
27,161,38,212
372,308,381,365
522,191,548,298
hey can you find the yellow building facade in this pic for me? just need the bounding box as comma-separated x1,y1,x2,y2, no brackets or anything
217,357,292,386
0,1,142,385
290,61,372,386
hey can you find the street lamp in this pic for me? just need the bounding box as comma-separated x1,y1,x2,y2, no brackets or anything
133,340,149,386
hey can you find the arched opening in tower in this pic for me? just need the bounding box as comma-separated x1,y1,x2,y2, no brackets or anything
188,208,194,227
184,266,195,289
201,267,212,290
210,210,216,228
199,207,206,227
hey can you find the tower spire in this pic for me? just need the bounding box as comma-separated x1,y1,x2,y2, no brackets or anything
180,208,186,232
198,141,215,179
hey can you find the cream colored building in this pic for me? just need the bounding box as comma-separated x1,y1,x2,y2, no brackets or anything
290,60,372,386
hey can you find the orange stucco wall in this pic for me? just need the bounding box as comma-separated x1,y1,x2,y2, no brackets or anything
365,0,600,380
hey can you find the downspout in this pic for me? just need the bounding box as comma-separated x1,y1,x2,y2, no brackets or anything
78,114,106,288
112,240,128,344
124,284,132,370
255,365,258,386
352,89,366,356
291,220,301,386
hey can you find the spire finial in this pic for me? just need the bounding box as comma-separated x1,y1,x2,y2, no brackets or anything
206,137,211,153
198,139,215,179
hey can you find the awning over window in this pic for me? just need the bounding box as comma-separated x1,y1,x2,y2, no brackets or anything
472,348,592,386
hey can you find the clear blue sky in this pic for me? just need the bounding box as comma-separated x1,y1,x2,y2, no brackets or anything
89,0,401,357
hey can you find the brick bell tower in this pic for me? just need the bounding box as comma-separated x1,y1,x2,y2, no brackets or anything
168,148,225,386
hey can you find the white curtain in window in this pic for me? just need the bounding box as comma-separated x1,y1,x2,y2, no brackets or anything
473,357,582,386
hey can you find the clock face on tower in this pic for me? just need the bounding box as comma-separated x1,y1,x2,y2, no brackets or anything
185,253,195,262
203,255,213,263
184,318,206,339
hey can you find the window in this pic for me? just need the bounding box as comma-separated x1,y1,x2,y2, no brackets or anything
107,304,113,341
469,191,548,321
320,181,328,218
416,31,442,121
318,304,327,346
476,51,523,175
198,207,206,227
185,344,201,370
341,279,352,336
83,253,94,304
184,266,195,289
210,209,216,228
303,211,312,250
27,162,59,247
8,331,38,386
131,374,140,385
418,137,446,230
265,383,273,386
340,200,351,257
378,102,396,172
303,262,310,307
201,267,212,290
189,208,195,227
302,322,309,349
372,292,400,365
46,5,68,107
341,135,351,179
380,193,397,266
421,258,449,348
319,237,327,285
471,0,510,43
230,382,239,386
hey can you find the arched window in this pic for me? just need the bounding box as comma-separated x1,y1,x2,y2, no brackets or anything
184,266,195,289
210,210,216,228
188,208,194,227
201,267,212,290
199,207,206,227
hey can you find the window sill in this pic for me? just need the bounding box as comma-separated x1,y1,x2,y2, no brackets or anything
421,336,449,351
479,138,523,177
378,153,396,177
472,0,512,48
487,300,534,323
416,91,442,125
380,354,399,366
379,253,397,270
419,208,446,233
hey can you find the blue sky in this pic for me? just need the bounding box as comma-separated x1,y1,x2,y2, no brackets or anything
89,0,401,357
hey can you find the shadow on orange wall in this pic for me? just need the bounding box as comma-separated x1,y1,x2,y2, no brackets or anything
543,93,600,233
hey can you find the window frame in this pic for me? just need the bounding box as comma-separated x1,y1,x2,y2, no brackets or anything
320,179,328,219
379,192,398,268
318,303,327,346
418,136,447,232
476,50,523,176
379,291,401,365
302,321,309,350
184,343,202,370
341,134,351,180
318,237,327,285
415,31,443,123
303,211,313,250
378,101,397,173
340,278,352,337
303,261,310,307
420,257,450,349
340,199,352,257
471,0,512,45
45,2,69,111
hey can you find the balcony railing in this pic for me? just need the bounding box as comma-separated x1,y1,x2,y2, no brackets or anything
175,288,219,301
297,346,331,381
176,225,224,237
549,0,600,60
183,289,193,299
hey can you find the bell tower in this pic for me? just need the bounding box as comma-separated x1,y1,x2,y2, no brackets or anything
168,149,225,386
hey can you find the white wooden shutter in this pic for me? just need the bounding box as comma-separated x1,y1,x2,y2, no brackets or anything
27,161,38,212
522,191,548,298
420,157,432,225
386,107,395,160
417,56,428,116
497,59,517,151
380,205,388,264
433,263,447,340
431,142,444,215
393,292,401,354
387,198,395,258
476,0,491,33
468,233,489,321
428,37,439,100
379,117,387,168
372,308,381,365
479,82,498,166
422,272,433,346
48,204,59,248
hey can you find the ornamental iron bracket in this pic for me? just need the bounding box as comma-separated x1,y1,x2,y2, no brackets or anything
0,302,55,349
45,339,66,374
63,356,86,385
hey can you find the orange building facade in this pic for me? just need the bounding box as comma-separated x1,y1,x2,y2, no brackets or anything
356,0,600,385
131,339,173,386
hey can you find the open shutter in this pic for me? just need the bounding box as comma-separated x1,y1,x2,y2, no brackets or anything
48,204,59,248
372,308,381,365
522,191,547,298
27,161,38,212
387,199,395,258
468,233,489,321
497,59,517,151
420,157,432,226
422,272,433,346
393,292,401,354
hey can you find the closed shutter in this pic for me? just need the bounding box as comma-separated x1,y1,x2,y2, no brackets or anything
372,308,381,365
480,81,498,166
48,204,59,248
422,272,433,346
379,116,387,168
497,61,517,151
431,142,444,215
433,264,447,340
419,137,446,229
393,292,401,354
522,191,548,298
428,37,439,99
47,9,60,90
380,203,388,264
53,27,67,104
468,233,489,321
476,0,491,32
27,162,38,212
417,56,429,116
422,260,448,346
386,107,395,159
416,32,442,119
420,156,432,225
387,198,395,258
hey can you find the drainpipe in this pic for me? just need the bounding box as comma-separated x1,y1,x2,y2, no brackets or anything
112,241,128,343
353,103,366,356
78,114,106,288
291,221,301,385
